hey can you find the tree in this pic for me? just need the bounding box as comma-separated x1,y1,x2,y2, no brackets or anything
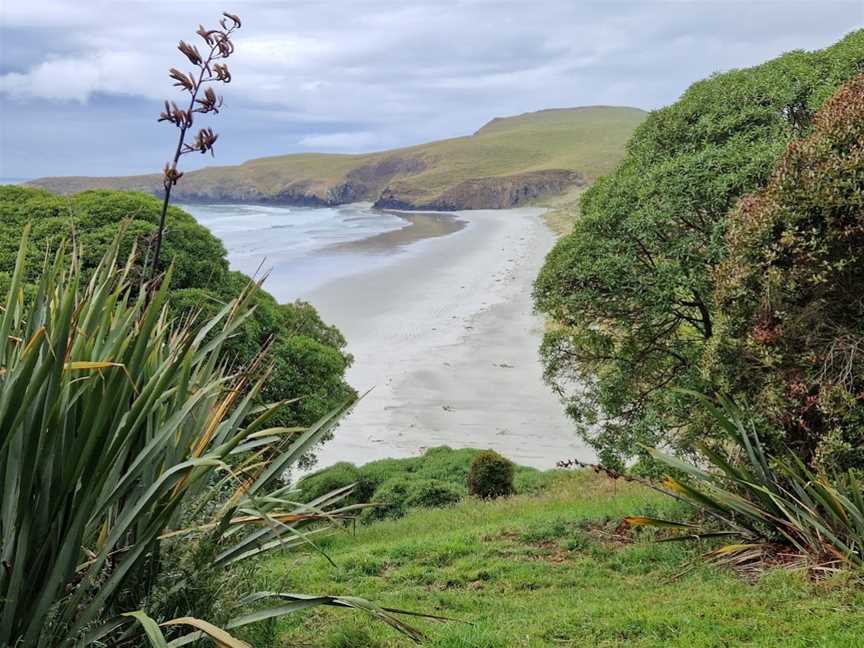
710,74,864,472
533,30,864,468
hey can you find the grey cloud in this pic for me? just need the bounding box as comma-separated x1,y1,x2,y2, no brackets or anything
1,0,861,177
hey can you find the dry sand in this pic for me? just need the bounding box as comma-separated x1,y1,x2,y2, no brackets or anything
301,207,594,469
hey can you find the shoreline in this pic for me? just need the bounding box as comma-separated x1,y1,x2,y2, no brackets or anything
324,210,467,254
300,206,593,470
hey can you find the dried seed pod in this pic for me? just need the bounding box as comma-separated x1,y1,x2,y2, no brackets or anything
215,36,234,58
223,12,241,28
163,162,184,185
193,127,219,155
194,86,222,114
213,63,232,83
196,24,215,45
178,40,202,65
168,67,195,92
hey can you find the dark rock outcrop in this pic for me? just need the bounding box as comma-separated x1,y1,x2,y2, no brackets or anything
374,170,584,211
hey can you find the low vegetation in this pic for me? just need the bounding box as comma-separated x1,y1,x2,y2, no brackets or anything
259,471,864,647
297,447,557,522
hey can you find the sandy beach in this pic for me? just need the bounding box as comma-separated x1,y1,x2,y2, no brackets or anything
301,207,594,470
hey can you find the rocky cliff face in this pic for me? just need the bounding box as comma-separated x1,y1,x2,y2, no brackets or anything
374,170,584,210
30,166,582,211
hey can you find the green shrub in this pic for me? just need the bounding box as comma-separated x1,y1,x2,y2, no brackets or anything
0,187,355,439
362,456,421,487
467,450,515,499
413,446,480,482
362,477,413,522
359,476,464,523
309,447,555,525
405,479,463,509
298,462,376,506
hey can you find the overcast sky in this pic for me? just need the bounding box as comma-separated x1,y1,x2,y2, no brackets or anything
0,1,861,179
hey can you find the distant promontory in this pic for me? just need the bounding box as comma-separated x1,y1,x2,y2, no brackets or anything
28,106,646,210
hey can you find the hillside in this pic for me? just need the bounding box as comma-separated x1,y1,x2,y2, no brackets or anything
28,106,646,210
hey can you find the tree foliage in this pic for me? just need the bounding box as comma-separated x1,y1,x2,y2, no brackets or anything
534,30,864,468
709,74,864,472
0,187,355,433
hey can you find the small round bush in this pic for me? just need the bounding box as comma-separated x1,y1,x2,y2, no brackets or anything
405,479,463,509
467,450,515,499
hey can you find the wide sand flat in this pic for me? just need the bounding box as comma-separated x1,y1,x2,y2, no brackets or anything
301,207,594,469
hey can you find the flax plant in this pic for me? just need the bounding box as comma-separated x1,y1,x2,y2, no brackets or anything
0,230,439,646
626,395,864,572
151,12,241,277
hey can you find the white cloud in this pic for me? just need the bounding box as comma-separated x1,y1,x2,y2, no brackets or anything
0,50,161,102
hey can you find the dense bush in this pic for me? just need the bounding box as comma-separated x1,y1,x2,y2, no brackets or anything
0,187,355,434
708,74,864,472
534,30,864,468
467,450,515,499
298,462,377,507
404,479,463,509
362,477,414,522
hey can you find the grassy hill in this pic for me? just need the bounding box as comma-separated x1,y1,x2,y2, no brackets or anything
252,471,864,647
28,106,646,210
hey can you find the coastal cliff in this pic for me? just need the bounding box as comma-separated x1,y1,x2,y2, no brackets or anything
28,106,645,210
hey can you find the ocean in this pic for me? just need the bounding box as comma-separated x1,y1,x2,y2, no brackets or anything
178,202,415,301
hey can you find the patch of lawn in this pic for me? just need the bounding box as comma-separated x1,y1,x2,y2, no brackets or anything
255,471,864,647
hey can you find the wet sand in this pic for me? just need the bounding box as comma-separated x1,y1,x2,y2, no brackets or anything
301,207,594,469
324,211,467,254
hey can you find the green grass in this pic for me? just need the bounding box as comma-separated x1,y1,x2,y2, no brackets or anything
254,471,864,647
538,184,586,236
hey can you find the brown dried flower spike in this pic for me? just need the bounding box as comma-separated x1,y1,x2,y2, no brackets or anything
150,11,241,278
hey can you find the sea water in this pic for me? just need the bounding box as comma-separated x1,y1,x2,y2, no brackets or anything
180,202,410,302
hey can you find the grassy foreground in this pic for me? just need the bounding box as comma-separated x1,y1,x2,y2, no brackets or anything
257,472,864,647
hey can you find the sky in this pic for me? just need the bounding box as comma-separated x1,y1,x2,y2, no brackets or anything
1,1,861,179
